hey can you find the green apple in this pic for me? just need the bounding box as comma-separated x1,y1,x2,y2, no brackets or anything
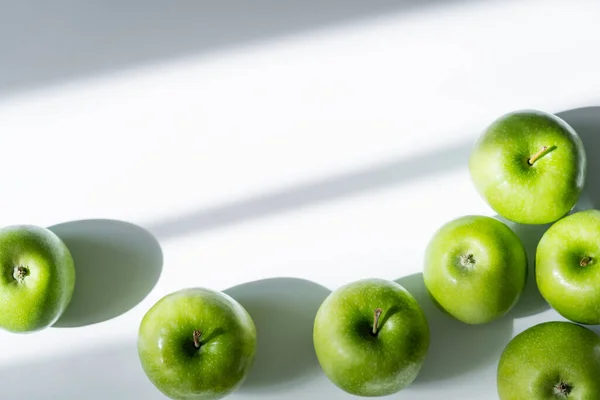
137,287,257,400
423,215,527,324
313,278,429,397
0,224,75,333
469,110,586,225
536,209,600,324
497,321,600,399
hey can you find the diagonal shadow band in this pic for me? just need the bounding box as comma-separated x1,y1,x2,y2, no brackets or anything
1,0,464,97
147,141,473,240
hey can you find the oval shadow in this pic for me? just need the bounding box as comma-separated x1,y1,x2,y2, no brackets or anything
556,106,600,209
224,277,331,393
493,215,551,318
48,219,163,327
396,273,513,384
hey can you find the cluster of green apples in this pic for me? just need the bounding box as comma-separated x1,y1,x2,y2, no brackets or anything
135,273,432,400
427,109,600,399
134,110,600,400
1,110,599,400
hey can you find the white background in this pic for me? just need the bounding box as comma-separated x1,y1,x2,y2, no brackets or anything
1,0,600,398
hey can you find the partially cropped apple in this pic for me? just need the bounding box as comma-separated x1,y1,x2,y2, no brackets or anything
313,278,430,397
137,288,257,400
0,224,75,333
469,110,586,225
536,209,600,324
423,215,527,324
497,321,600,399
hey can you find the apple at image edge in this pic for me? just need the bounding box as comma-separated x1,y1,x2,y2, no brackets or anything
0,224,76,333
469,109,586,225
313,278,430,397
497,321,600,399
137,287,257,400
536,209,600,325
423,215,527,324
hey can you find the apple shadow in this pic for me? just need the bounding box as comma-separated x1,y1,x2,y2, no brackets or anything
48,219,163,327
493,215,551,319
395,273,513,384
556,107,600,210
223,277,331,393
589,324,600,336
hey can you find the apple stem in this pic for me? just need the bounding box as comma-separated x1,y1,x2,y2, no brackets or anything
372,308,383,336
12,265,29,283
580,256,592,267
193,330,202,349
553,381,572,397
528,146,550,165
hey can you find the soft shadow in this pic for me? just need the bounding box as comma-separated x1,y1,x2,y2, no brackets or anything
1,0,470,97
223,277,331,392
0,343,163,399
148,141,472,240
396,273,513,384
550,107,600,338
493,215,551,318
556,107,600,209
49,219,163,327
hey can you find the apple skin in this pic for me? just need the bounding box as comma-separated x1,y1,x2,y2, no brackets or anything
536,209,600,325
0,225,75,333
497,321,600,399
469,110,586,225
313,278,430,397
423,215,527,324
137,288,257,400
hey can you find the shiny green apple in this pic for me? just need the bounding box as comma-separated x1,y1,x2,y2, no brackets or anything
137,288,257,400
0,224,75,333
497,321,600,399
423,215,527,324
313,278,430,397
469,110,586,225
536,209,600,324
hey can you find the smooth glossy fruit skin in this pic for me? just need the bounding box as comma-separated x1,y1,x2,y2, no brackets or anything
0,225,75,333
137,288,257,400
313,278,430,397
469,110,586,225
536,209,600,324
497,321,600,399
423,215,527,324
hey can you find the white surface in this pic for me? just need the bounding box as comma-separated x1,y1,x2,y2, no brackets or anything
1,0,600,398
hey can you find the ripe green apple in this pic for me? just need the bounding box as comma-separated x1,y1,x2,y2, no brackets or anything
497,321,600,399
536,209,600,324
0,224,75,333
313,278,430,397
137,287,257,400
423,215,527,324
469,110,586,225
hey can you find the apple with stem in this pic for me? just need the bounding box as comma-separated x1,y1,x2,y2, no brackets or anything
313,278,430,397
0,225,75,333
137,287,257,400
536,209,600,324
497,321,600,399
469,109,586,225
423,215,527,324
